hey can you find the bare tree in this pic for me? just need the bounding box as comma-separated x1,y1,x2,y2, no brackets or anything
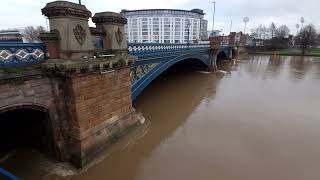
317,34,320,46
22,26,46,42
250,29,259,39
295,24,318,54
261,25,268,40
251,24,266,39
275,25,290,38
269,22,276,39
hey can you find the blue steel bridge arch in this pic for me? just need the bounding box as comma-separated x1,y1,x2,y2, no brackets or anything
131,53,210,101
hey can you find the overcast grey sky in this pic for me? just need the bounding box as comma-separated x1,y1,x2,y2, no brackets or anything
1,0,319,34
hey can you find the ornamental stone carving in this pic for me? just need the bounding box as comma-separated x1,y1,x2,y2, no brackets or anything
73,24,87,45
115,27,123,45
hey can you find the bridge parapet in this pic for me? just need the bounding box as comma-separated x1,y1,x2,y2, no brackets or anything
128,43,210,57
0,43,48,68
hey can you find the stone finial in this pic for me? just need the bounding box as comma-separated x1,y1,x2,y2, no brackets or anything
92,12,128,54
92,12,127,25
42,1,92,19
41,1,94,60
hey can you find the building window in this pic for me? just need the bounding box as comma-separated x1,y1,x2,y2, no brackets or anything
123,9,206,43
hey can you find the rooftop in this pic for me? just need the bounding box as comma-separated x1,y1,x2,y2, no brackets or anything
120,9,205,15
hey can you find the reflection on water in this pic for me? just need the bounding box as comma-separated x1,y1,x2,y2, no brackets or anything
1,55,320,180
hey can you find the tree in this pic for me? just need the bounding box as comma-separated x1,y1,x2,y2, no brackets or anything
22,26,46,42
250,24,267,40
317,34,320,46
275,25,290,38
260,25,268,40
295,24,318,54
269,22,276,39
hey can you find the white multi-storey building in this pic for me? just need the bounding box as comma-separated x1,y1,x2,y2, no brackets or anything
120,9,206,43
200,19,208,40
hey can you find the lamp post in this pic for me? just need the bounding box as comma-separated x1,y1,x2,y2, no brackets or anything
212,2,216,37
187,21,191,48
296,24,300,36
300,17,304,29
243,17,249,34
79,0,82,4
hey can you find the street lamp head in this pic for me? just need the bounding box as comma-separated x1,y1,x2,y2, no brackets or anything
243,17,249,23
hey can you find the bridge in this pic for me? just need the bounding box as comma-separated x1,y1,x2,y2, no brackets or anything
0,42,234,101
128,43,234,100
0,1,235,173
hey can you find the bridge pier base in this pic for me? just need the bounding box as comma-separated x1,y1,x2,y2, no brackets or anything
208,51,217,72
42,58,140,167
229,49,233,60
68,68,139,167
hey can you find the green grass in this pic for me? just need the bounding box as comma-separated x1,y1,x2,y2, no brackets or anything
249,48,320,57
276,49,299,54
306,48,320,55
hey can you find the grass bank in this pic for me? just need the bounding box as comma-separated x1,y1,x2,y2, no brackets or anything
248,48,320,57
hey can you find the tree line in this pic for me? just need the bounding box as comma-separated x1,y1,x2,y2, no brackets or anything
250,22,320,53
0,26,46,43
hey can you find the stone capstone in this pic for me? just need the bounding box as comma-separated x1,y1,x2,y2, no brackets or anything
92,12,127,25
42,1,92,19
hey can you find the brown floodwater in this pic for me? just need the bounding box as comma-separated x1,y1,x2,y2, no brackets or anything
1,55,320,180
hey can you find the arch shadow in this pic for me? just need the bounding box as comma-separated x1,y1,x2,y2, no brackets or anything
0,104,55,159
217,51,228,62
232,49,237,59
132,54,209,100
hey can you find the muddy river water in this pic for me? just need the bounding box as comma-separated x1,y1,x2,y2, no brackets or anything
1,55,320,180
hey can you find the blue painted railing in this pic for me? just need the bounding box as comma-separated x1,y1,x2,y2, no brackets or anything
0,168,20,180
0,43,48,68
128,43,210,57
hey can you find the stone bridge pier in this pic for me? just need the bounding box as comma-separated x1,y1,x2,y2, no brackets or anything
0,1,140,168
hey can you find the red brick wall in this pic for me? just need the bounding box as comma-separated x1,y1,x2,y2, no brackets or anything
0,67,138,167
68,67,138,167
43,41,59,59
0,75,68,161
